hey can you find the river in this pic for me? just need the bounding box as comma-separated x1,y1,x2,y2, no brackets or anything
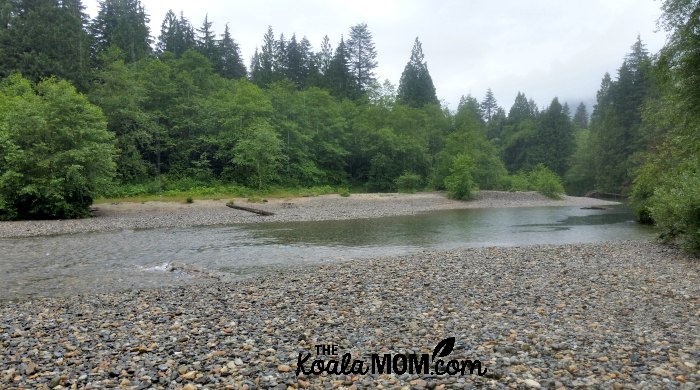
0,205,654,300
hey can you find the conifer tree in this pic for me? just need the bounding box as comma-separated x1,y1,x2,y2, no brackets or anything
323,36,356,99
156,10,195,57
346,22,377,93
317,35,333,75
196,14,219,68
251,26,275,86
218,23,246,79
396,37,438,108
92,0,151,63
481,88,498,122
573,102,588,128
4,0,92,89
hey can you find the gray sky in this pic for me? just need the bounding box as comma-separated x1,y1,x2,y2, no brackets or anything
84,0,667,111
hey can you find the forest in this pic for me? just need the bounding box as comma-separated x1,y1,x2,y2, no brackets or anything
0,0,698,252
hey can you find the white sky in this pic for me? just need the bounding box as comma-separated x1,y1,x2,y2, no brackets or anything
84,0,667,111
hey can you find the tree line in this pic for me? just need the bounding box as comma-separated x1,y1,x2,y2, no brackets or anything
0,0,697,253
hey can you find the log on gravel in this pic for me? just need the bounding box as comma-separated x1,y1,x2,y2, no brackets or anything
225,202,274,216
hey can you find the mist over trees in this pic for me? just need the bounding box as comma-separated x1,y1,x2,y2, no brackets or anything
0,0,697,252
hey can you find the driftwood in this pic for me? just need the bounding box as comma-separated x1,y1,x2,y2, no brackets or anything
226,202,274,216
581,206,607,210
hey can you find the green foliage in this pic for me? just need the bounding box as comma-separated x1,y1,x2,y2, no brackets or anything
589,37,653,193
507,164,565,199
397,38,438,108
395,172,422,193
185,196,193,204
564,129,596,195
432,97,508,191
92,0,152,63
233,121,283,190
528,164,566,198
338,187,351,197
444,154,476,200
0,75,116,219
628,0,700,253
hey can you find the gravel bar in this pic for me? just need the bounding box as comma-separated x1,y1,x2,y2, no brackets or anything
0,191,619,238
1,241,698,389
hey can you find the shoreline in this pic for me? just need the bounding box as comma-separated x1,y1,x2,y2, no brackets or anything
0,191,620,238
1,241,697,389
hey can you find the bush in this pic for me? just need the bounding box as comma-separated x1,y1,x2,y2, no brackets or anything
507,164,565,199
528,164,565,198
444,154,477,200
338,188,351,197
0,75,116,219
507,173,530,192
395,172,422,193
636,157,700,253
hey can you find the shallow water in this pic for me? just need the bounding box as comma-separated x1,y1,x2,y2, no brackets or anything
0,205,654,300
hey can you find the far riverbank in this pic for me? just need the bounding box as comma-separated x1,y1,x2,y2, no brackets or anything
0,191,619,238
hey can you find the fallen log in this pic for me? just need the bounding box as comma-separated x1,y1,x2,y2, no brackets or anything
226,202,274,216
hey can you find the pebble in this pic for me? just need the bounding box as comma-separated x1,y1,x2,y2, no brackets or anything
0,237,697,389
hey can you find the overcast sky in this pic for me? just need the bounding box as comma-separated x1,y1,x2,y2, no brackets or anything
84,0,667,111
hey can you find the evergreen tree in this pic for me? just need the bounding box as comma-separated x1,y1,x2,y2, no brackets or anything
396,37,438,108
317,35,333,75
508,92,533,123
217,23,246,79
274,32,287,75
323,36,356,99
481,88,498,122
502,92,539,172
285,34,305,88
573,102,588,128
300,36,318,88
589,37,652,193
534,98,574,176
346,22,377,93
92,0,151,63
251,26,275,86
156,10,195,57
4,0,92,89
196,14,219,68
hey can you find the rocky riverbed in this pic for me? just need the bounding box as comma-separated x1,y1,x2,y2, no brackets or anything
1,241,698,389
0,191,619,238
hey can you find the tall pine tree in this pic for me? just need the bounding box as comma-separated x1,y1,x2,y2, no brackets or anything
396,37,438,108
217,23,246,79
4,0,92,89
346,22,377,94
92,0,151,63
196,14,219,68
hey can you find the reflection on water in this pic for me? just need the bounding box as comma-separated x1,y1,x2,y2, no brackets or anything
0,205,654,300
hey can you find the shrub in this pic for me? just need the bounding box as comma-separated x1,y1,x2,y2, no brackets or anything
639,158,700,253
528,164,565,199
507,164,565,199
0,75,116,220
395,172,422,193
444,154,477,200
338,188,351,197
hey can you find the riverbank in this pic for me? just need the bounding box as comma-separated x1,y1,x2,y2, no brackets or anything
0,191,619,238
1,241,698,389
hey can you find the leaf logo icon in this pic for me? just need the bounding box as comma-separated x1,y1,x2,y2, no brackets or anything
432,337,455,361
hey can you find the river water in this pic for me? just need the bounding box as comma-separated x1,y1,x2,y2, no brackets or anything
0,205,654,301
